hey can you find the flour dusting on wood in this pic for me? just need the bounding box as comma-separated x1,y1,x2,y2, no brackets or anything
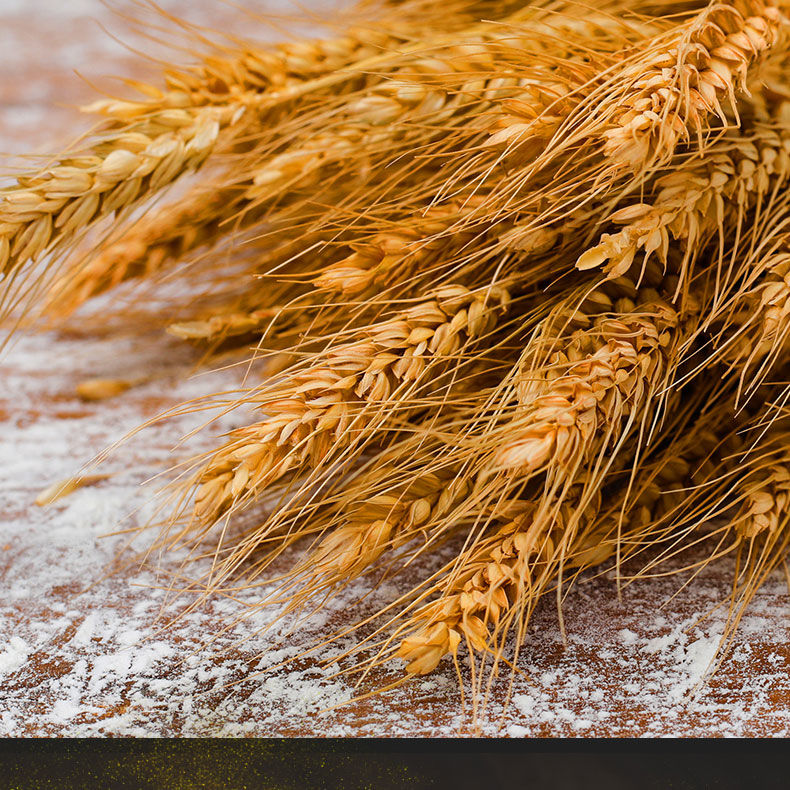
1,331,790,736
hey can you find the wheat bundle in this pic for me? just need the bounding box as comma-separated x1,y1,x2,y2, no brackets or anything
6,0,790,723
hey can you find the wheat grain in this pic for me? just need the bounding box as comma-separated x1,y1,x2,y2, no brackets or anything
76,378,134,401
35,474,111,507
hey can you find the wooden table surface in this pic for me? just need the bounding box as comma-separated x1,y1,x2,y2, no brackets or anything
2,0,790,738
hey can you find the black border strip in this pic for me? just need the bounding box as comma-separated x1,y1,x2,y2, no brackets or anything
3,738,788,789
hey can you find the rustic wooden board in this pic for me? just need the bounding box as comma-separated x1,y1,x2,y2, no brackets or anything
3,0,790,738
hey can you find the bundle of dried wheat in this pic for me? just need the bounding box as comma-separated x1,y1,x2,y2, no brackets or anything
5,0,790,719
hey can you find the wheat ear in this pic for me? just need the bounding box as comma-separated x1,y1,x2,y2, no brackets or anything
576,105,790,279
0,105,236,320
494,284,693,477
190,284,512,526
600,0,785,171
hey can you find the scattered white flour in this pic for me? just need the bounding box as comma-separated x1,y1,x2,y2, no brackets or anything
618,628,639,646
0,638,30,676
3,301,790,738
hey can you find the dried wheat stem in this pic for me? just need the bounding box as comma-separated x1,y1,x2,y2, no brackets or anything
690,194,790,397
87,0,495,127
44,177,341,320
38,21,426,315
475,10,670,155
482,72,589,157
